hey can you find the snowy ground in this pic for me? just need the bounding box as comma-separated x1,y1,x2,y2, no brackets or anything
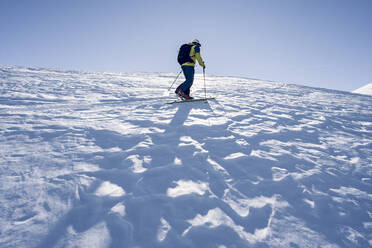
0,66,371,248
354,83,372,96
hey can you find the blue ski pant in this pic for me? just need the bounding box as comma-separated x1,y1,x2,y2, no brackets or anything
178,66,194,95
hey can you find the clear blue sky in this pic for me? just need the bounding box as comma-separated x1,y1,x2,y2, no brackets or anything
1,0,371,91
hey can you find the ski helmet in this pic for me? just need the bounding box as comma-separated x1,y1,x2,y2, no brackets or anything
192,39,201,46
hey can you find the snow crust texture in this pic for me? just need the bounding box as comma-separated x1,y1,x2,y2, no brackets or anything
0,66,371,248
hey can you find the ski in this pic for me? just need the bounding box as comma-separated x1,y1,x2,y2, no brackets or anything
166,97,215,104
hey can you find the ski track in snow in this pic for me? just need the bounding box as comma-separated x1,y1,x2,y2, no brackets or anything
0,66,371,248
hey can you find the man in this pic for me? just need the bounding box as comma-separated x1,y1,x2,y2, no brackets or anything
175,39,205,100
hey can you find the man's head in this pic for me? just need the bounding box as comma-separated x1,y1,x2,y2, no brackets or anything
192,39,201,47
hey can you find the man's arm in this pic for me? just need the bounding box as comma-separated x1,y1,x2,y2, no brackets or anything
194,45,205,68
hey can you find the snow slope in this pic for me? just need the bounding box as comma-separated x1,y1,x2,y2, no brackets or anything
353,83,372,96
0,66,371,248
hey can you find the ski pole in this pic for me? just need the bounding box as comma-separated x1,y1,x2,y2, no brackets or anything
168,70,182,91
203,67,207,99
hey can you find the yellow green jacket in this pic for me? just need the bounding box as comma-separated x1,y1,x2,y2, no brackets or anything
182,43,205,67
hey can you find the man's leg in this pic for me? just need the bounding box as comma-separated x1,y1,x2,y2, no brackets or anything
179,66,194,95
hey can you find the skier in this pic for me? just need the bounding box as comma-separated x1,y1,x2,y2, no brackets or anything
176,39,206,100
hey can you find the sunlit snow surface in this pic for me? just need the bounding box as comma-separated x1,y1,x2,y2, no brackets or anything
353,82,372,96
0,66,371,247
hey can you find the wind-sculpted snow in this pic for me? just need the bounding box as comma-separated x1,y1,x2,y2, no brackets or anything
0,66,371,247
